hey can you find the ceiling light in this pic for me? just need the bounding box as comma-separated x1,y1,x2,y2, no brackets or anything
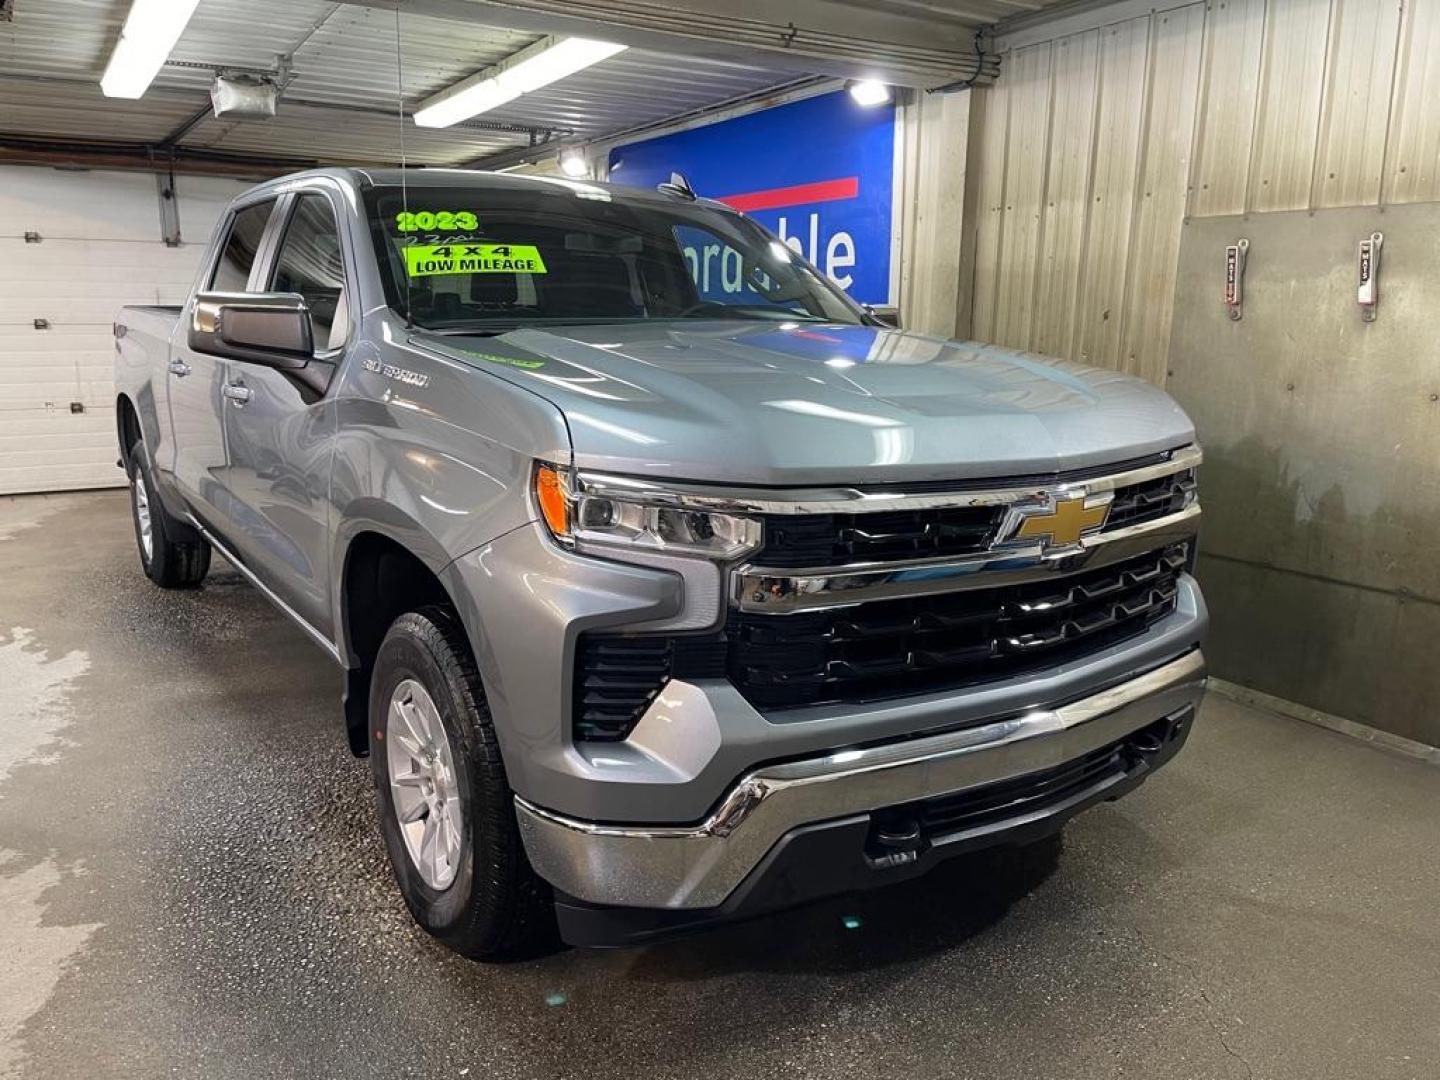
415,36,626,128
559,151,589,178
100,0,201,99
847,80,891,107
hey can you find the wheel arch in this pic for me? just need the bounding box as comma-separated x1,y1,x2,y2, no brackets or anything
334,512,470,756
116,393,143,466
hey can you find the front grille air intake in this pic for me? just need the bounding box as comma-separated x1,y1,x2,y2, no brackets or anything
1106,468,1197,530
573,635,727,741
755,506,1001,568
726,543,1189,711
573,543,1190,740
753,463,1196,571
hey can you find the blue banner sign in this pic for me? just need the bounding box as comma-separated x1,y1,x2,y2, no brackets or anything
607,90,897,305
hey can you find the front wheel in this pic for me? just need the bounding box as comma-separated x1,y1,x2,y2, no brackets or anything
369,607,556,960
127,439,210,588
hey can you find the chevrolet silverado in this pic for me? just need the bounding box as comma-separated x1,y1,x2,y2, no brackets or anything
113,168,1207,957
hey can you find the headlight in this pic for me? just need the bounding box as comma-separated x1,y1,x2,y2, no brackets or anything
534,464,762,560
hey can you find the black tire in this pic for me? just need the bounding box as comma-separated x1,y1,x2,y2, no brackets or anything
369,607,557,960
127,439,211,588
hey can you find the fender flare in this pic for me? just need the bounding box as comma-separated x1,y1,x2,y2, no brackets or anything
330,499,459,668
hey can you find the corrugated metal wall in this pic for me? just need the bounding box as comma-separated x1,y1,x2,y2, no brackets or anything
971,0,1436,385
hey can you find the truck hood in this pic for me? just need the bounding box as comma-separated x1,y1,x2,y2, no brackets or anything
413,321,1195,486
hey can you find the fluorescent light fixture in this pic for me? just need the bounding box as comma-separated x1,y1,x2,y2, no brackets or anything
415,36,627,128
100,0,201,99
847,79,891,107
559,151,589,178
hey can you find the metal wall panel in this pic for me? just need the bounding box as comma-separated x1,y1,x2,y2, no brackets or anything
971,0,1440,384
1032,30,1100,359
1120,3,1205,386
993,41,1054,346
1246,0,1331,212
1382,0,1440,204
1312,0,1403,208
969,74,1011,342
1188,0,1265,218
1071,16,1150,370
896,90,976,339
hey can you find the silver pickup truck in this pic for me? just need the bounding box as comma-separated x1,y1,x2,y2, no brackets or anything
114,167,1207,957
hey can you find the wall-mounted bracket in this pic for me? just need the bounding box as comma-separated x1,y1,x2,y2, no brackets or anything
1224,238,1248,321
1357,232,1382,322
156,172,182,248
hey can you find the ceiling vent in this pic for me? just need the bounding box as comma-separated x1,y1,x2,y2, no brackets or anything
210,74,279,118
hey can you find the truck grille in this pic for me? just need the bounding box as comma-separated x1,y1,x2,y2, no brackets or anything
1105,468,1197,530
754,468,1196,569
572,543,1190,740
726,543,1189,711
755,507,1001,568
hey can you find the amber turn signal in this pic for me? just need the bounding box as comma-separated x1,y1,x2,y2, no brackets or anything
534,464,570,538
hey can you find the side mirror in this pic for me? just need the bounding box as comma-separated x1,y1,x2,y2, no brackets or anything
189,291,313,370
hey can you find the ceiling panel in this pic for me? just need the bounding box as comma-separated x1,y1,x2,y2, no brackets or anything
0,0,127,80
0,76,201,143
179,100,515,166
0,0,1065,170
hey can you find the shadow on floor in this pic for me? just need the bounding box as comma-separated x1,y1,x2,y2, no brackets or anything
624,833,1065,981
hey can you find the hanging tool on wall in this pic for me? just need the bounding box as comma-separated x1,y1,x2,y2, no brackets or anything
1224,238,1248,321
1357,232,1383,322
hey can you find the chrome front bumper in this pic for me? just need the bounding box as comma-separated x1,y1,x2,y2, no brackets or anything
516,649,1207,910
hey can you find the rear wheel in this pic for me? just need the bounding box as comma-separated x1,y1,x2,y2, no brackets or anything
369,607,557,960
127,439,210,588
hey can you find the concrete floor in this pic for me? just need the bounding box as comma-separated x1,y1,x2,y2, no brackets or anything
2,490,1437,1080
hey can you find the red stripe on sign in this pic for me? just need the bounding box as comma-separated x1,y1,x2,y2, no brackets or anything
716,176,860,212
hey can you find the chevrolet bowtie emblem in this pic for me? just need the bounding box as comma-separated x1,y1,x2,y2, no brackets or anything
1000,495,1111,549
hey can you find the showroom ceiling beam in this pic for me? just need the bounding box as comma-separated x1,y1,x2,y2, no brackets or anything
342,0,997,89
462,72,827,172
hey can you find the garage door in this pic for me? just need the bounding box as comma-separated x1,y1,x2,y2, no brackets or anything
0,166,249,495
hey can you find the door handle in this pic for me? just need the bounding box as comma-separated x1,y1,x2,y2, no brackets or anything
168,359,192,378
222,383,252,406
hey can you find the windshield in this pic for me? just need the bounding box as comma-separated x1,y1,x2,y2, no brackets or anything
362,181,866,331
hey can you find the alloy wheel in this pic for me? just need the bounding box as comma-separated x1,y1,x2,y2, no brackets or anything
386,678,464,890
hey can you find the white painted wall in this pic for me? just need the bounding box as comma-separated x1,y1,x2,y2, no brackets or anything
0,166,250,495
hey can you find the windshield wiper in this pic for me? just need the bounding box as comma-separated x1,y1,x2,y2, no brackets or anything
424,326,516,337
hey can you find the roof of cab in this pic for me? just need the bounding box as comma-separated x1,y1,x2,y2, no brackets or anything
239,166,716,211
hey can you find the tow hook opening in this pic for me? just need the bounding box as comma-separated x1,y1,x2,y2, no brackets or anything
1125,706,1194,765
865,813,925,869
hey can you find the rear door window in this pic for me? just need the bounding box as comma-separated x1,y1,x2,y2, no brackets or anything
210,199,276,292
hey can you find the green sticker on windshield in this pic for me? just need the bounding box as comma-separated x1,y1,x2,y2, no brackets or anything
395,210,479,232
404,243,547,277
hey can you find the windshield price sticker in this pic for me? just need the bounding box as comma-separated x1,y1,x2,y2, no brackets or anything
395,210,480,232
404,243,547,277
